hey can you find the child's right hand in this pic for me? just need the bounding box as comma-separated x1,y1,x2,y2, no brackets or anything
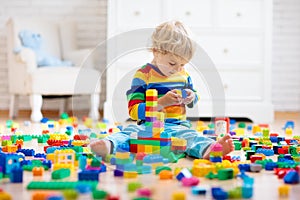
158,89,182,110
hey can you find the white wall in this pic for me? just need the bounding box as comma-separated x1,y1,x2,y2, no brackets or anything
0,0,299,112
272,0,300,111
0,0,107,110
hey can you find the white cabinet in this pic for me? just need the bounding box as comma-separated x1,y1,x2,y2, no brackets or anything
105,0,274,123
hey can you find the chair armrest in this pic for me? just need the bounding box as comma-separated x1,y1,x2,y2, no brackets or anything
64,48,94,68
15,47,38,72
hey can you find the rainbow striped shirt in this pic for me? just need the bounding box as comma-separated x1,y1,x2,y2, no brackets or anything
126,63,199,121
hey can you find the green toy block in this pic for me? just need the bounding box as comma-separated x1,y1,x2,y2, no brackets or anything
245,150,255,160
228,187,242,199
289,146,298,156
208,123,214,129
60,112,69,119
2,140,12,146
37,136,48,143
52,168,71,180
205,171,216,179
168,152,178,163
238,122,246,128
27,181,98,190
130,139,160,146
10,135,17,143
233,141,242,150
116,158,133,165
6,120,13,128
128,182,142,192
91,157,102,167
93,189,108,199
155,166,171,175
136,160,143,166
160,146,171,157
217,168,234,180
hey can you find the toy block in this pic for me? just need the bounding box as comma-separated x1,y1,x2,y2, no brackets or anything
52,168,71,180
278,184,290,197
78,170,100,181
130,144,138,153
53,163,75,172
137,131,153,138
152,146,160,154
137,188,152,198
10,167,23,183
172,191,186,200
217,168,234,180
146,89,157,96
191,186,206,195
155,166,172,175
0,191,12,200
92,190,109,200
128,182,142,192
182,177,199,186
114,169,124,177
17,149,35,156
159,170,173,180
116,151,130,159
145,101,157,107
144,145,152,153
283,170,299,184
124,171,138,178
137,145,145,153
176,168,192,181
27,181,98,190
32,167,44,176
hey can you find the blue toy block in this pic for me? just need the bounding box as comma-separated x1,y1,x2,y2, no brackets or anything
181,89,187,99
100,163,107,173
284,170,299,184
277,136,285,143
242,185,253,198
143,154,164,164
34,153,46,158
256,148,274,156
47,195,64,200
176,168,192,181
79,155,87,171
203,130,215,135
123,163,137,172
110,157,116,165
42,160,52,169
40,117,49,123
284,154,293,160
137,130,152,138
160,132,171,139
17,149,35,156
270,136,278,143
10,167,23,183
238,164,250,172
160,141,171,146
265,162,278,171
192,186,206,195
283,121,295,129
78,170,100,181
211,187,228,200
0,153,20,175
210,156,222,163
114,169,123,177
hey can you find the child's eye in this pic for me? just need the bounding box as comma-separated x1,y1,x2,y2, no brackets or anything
169,63,176,66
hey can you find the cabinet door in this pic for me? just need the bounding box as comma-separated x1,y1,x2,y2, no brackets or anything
195,35,263,67
169,0,213,28
115,0,163,31
216,0,263,28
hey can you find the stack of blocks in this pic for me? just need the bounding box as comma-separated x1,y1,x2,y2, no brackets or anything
210,143,223,163
130,89,171,157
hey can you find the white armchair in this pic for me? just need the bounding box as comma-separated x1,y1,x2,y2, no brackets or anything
6,18,101,122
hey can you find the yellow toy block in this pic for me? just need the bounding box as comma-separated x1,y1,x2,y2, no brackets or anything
152,146,160,154
278,184,290,197
146,89,158,96
53,163,75,172
144,145,152,153
172,191,186,200
0,192,12,200
7,145,17,153
233,128,245,136
46,153,55,163
124,171,138,178
156,112,165,122
116,151,130,159
252,125,261,134
171,137,187,146
285,128,293,138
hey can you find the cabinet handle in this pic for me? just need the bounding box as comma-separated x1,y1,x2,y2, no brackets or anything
134,11,141,16
185,11,191,16
223,84,228,90
236,12,242,17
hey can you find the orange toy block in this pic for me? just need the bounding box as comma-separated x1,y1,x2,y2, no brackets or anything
32,167,44,176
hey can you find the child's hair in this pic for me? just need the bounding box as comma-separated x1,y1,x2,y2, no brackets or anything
151,20,195,61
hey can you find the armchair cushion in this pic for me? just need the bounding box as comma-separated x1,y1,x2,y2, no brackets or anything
18,30,73,67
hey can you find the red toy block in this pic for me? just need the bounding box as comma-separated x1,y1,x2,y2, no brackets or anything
250,155,263,163
130,144,138,153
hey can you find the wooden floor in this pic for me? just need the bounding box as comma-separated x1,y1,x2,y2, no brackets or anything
0,111,300,199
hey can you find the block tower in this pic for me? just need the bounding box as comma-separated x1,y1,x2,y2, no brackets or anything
130,89,171,157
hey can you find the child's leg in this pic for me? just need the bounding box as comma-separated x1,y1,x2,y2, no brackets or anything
89,124,144,158
164,124,233,158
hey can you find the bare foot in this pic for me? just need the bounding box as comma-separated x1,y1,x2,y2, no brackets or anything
90,139,112,159
203,134,234,159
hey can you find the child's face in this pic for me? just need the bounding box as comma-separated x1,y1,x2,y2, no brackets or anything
153,52,188,77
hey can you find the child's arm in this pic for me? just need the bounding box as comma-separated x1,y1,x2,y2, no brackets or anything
126,70,147,121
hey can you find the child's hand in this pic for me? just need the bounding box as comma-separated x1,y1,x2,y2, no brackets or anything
158,89,181,110
182,89,195,105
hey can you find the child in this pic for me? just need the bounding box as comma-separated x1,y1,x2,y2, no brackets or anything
90,20,234,159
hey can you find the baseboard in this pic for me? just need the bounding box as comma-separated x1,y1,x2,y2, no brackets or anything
0,109,104,120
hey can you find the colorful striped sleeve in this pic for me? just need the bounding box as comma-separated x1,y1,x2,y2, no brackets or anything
126,69,148,121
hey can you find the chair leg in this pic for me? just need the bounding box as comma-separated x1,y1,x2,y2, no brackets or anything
9,94,18,119
89,93,100,120
59,98,68,115
30,94,43,122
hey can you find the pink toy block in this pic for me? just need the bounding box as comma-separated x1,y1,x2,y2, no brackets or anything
182,177,200,187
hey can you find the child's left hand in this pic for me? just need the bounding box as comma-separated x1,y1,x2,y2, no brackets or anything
182,89,195,105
